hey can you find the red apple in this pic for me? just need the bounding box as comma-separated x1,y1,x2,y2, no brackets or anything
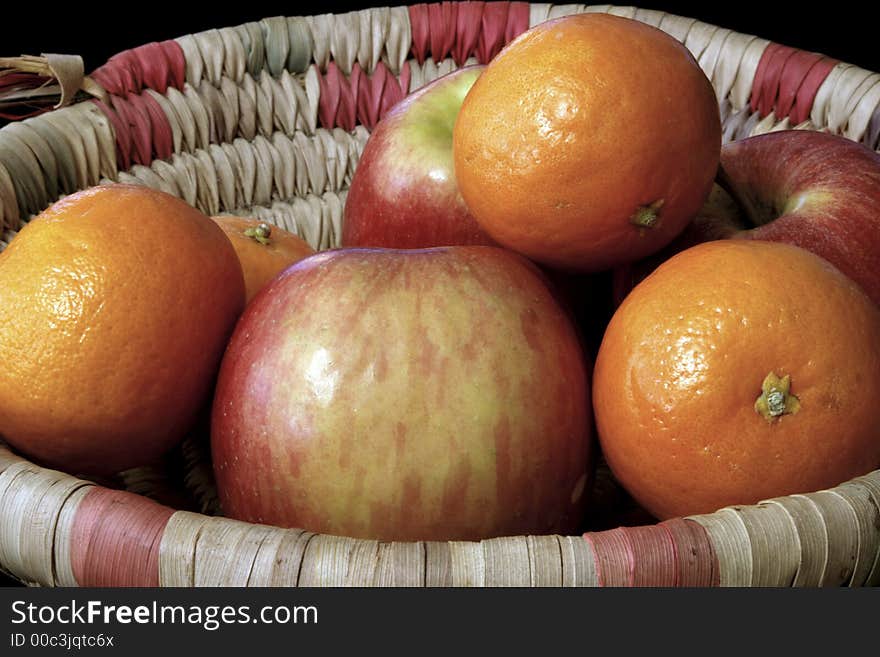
210,246,593,542
613,130,880,306
342,66,497,248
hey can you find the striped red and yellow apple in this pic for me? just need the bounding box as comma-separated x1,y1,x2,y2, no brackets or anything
210,246,593,541
613,130,880,306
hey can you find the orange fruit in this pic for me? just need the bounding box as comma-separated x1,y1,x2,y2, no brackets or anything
453,13,722,272
592,240,880,520
211,216,315,304
0,184,245,475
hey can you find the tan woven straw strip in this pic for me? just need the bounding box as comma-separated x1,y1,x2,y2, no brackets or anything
851,473,880,585
824,65,876,134
448,541,484,586
558,535,599,585
763,495,828,587
177,8,412,84
52,486,94,587
828,483,880,586
0,161,17,234
242,526,296,586
298,535,365,586
156,507,602,587
845,77,880,143
722,504,800,587
0,126,51,218
0,455,93,587
267,530,317,586
0,101,115,227
687,508,753,586
194,517,282,586
528,535,565,586
685,470,880,587
112,127,368,204
798,491,860,586
374,541,426,586
104,126,367,249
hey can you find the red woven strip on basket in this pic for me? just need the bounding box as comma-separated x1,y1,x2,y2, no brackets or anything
584,526,679,587
337,66,358,132
789,56,839,126
774,50,824,119
92,91,174,170
380,62,411,118
429,2,458,63
583,528,633,586
505,2,529,44
409,2,530,65
348,64,364,130
133,41,186,94
660,518,720,587
749,41,782,115
410,3,431,64
318,64,342,131
91,40,185,97
356,62,384,128
112,95,153,166
70,488,174,587
454,2,484,66
749,43,838,123
133,91,174,161
92,99,133,170
318,62,358,131
476,1,511,64
622,525,677,586
92,56,137,100
318,61,411,130
752,43,798,117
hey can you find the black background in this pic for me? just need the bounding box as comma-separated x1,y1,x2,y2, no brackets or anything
2,1,879,74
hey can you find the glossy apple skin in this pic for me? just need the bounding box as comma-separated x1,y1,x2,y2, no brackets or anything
211,246,593,541
342,66,497,248
614,130,880,306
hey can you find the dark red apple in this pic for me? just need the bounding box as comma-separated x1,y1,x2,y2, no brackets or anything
210,246,593,542
613,130,880,306
342,66,497,248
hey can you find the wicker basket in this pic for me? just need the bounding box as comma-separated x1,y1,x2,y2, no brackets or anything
1,2,879,588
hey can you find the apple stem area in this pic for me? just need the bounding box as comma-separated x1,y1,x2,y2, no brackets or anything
714,164,775,228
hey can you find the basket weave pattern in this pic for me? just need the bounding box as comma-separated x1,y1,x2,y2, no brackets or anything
1,3,879,587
